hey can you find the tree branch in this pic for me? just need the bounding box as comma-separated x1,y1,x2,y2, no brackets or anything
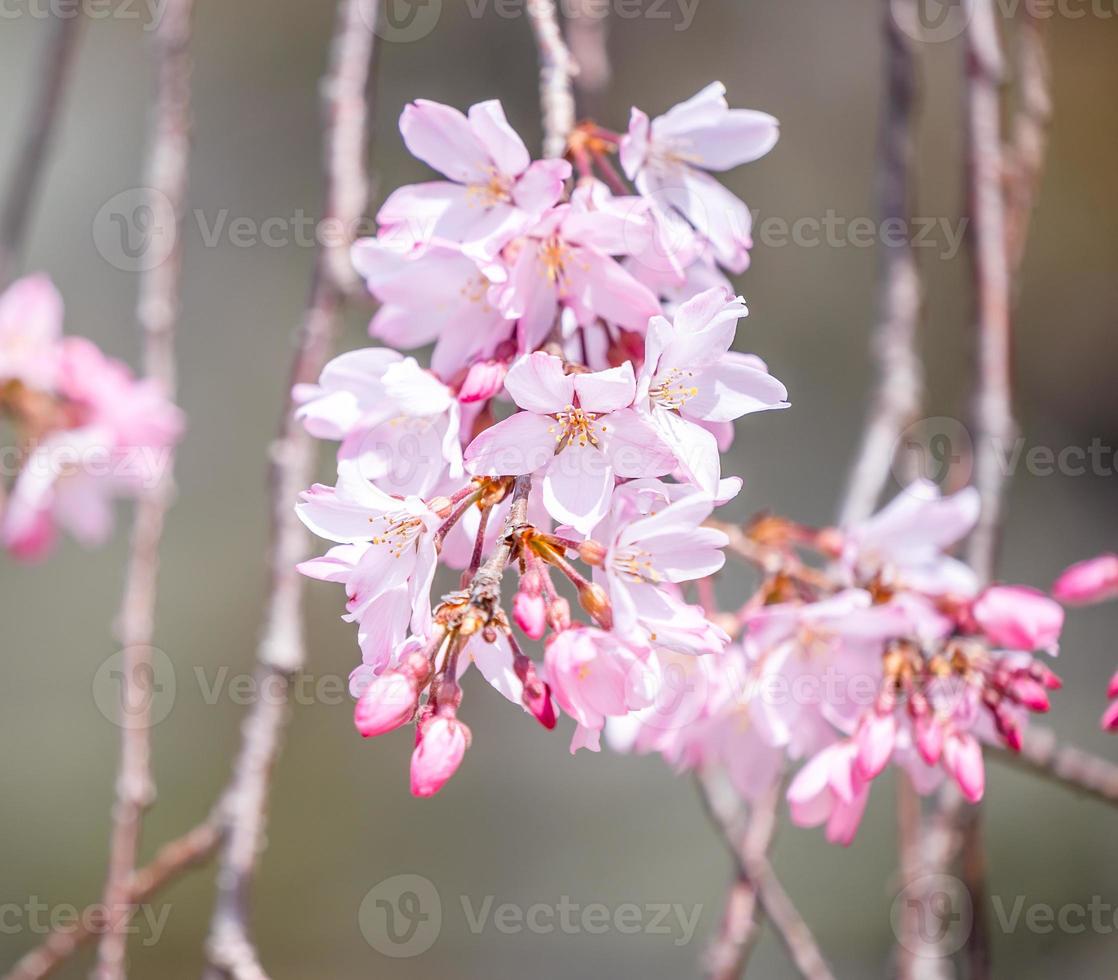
0,8,82,287
94,3,194,976
564,0,609,119
839,0,923,528
4,816,221,980
526,0,577,159
202,3,378,975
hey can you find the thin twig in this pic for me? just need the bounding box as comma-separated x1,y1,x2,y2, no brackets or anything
0,8,82,287
564,0,609,119
4,816,221,980
839,0,923,528
525,0,577,159
202,2,378,976
94,3,194,977
992,726,1118,806
697,773,835,980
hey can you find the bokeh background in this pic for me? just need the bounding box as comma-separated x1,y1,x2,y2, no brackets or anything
2,0,1116,976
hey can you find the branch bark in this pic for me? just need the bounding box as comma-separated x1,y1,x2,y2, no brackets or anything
564,0,609,119
839,0,923,528
94,2,194,976
526,0,577,159
0,8,82,287
202,2,378,975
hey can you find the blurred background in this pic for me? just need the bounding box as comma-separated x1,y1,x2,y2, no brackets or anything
1,0,1116,976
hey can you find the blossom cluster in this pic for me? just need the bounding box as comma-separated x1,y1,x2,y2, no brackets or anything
612,480,1068,843
0,275,183,560
295,84,789,796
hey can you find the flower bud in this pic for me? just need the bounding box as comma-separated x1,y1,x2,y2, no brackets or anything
578,581,613,629
942,731,985,804
1102,700,1118,733
577,538,607,566
1109,668,1118,701
458,359,508,403
1008,676,1050,713
547,596,571,633
410,715,471,797
1051,553,1118,607
855,711,896,780
514,654,557,730
513,589,548,640
972,585,1064,652
914,715,943,766
354,671,419,738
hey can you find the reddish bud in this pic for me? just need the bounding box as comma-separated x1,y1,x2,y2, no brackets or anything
410,715,471,797
354,671,419,738
513,589,548,640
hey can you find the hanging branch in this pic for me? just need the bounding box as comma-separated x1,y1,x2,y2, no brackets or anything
564,0,610,119
5,817,221,980
94,3,195,977
697,773,835,980
202,2,378,976
838,0,923,528
526,0,578,159
0,9,82,287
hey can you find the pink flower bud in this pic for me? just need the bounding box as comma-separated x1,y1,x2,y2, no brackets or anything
458,359,508,403
513,589,547,640
513,654,557,730
1109,668,1118,701
915,715,943,766
547,596,571,633
943,732,985,803
354,671,419,738
410,715,471,797
1102,700,1118,733
972,585,1064,652
855,711,896,780
1009,676,1050,713
1052,553,1118,606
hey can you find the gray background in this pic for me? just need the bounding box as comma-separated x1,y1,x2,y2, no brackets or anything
1,0,1116,976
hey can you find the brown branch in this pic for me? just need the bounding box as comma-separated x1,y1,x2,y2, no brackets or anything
202,2,378,975
992,726,1118,807
525,0,577,159
94,3,194,977
4,817,221,980
564,0,609,119
697,773,835,980
839,0,923,528
0,8,82,287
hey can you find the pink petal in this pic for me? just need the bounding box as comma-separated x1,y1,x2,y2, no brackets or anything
503,351,574,413
543,443,614,534
572,362,636,414
512,159,571,213
467,99,530,176
463,411,556,476
600,408,676,479
400,100,488,184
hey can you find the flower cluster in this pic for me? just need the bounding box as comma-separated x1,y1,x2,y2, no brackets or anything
611,481,1066,845
0,275,183,560
296,85,789,796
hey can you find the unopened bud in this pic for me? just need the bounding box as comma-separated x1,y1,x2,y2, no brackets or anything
354,671,419,738
577,539,607,566
547,596,571,632
578,581,613,629
514,589,548,640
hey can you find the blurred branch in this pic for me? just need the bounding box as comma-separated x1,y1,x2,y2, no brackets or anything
95,2,195,977
4,816,221,980
992,726,1118,806
839,0,923,528
1005,8,1051,281
564,0,610,118
202,2,378,976
0,8,82,287
697,773,835,980
526,0,577,159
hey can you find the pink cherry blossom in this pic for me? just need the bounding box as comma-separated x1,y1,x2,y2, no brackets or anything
636,286,788,493
544,626,657,753
378,99,570,261
493,186,662,352
787,741,870,847
0,274,63,391
1052,553,1118,606
464,352,674,533
620,82,779,273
